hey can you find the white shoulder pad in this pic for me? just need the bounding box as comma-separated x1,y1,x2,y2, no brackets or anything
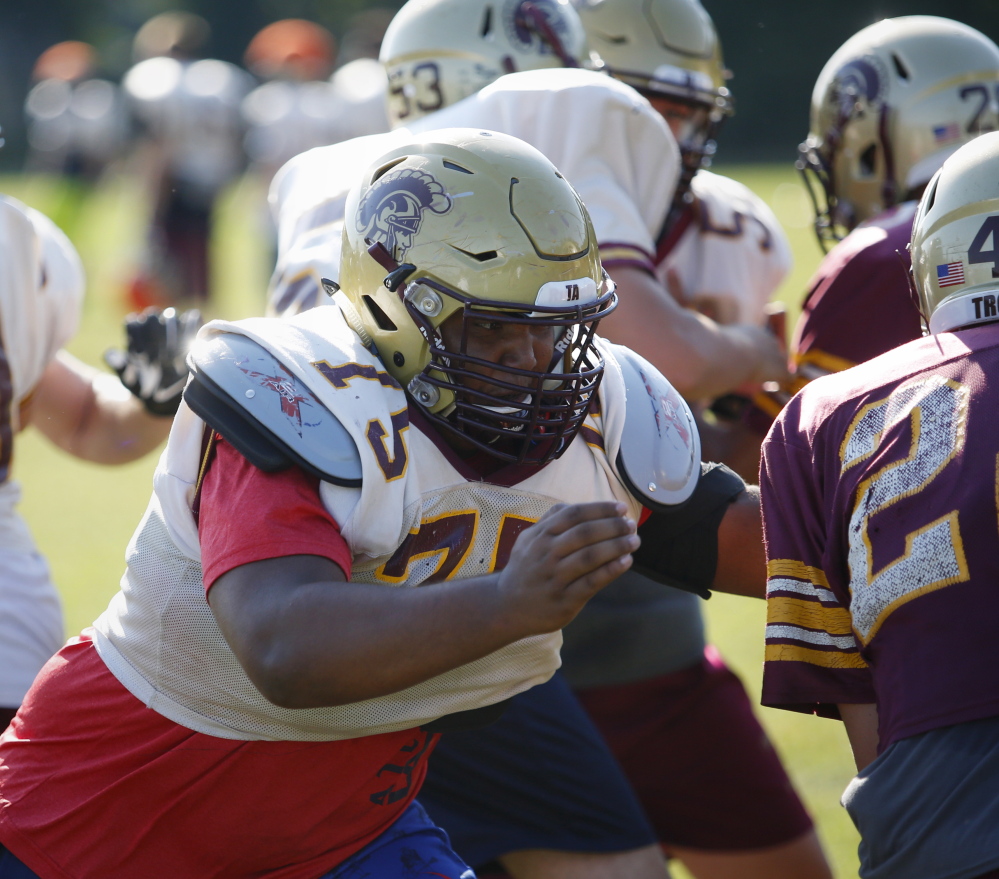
615,347,700,509
186,332,362,486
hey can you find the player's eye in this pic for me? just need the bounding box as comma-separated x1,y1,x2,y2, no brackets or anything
470,319,503,332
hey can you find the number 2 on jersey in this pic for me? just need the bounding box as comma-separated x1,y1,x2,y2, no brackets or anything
842,375,971,643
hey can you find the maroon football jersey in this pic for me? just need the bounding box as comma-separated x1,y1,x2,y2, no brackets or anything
761,324,999,752
748,201,923,433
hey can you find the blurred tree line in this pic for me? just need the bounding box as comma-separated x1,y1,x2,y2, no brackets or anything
0,0,996,168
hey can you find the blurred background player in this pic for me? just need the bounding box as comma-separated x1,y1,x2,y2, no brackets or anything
122,11,253,307
241,19,341,188
326,56,390,142
22,41,129,236
761,129,999,879
326,8,394,142
23,41,127,182
0,191,200,733
748,17,999,439
241,19,390,265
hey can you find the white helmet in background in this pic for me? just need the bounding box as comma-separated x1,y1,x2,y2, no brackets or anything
574,0,732,177
380,0,589,129
910,131,999,335
799,16,999,251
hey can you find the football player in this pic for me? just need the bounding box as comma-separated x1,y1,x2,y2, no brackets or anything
0,129,758,879
269,0,788,404
24,41,128,183
577,0,790,332
122,12,253,306
748,17,999,437
267,2,808,877
0,193,200,734
761,130,999,879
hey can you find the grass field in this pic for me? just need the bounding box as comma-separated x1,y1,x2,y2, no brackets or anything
1,165,862,879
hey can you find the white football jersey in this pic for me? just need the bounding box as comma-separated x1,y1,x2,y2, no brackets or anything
92,307,675,741
123,56,253,199
0,196,85,706
656,171,792,326
267,68,679,316
0,196,84,424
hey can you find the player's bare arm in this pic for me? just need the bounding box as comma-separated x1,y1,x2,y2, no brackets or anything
25,351,171,464
26,307,199,464
838,703,879,772
209,501,638,710
601,265,789,400
713,486,766,599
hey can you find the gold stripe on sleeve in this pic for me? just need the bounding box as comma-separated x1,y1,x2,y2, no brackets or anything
767,596,853,635
766,559,831,587
765,643,868,669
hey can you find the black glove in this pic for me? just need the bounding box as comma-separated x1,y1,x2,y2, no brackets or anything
104,307,203,417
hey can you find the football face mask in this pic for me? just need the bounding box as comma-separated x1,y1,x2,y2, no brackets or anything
405,274,615,464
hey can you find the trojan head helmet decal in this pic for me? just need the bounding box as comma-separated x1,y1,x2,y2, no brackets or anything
505,0,571,56
828,55,887,124
356,168,453,262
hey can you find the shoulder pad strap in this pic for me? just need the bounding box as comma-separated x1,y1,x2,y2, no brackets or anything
184,333,362,486
614,346,700,510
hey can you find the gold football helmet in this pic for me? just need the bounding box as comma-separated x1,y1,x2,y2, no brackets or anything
338,128,616,464
910,131,999,334
574,0,732,177
380,0,589,129
800,16,999,251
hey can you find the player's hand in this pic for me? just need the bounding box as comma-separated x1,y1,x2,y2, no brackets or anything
496,501,639,636
726,323,791,389
104,307,203,417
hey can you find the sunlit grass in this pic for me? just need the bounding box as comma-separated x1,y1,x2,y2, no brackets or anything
2,165,859,879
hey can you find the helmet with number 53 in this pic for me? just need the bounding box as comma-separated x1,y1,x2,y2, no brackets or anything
379,0,589,129
799,16,999,251
910,131,999,335
337,128,617,464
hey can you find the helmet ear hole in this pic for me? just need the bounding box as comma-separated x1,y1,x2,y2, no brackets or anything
480,5,494,37
891,52,910,80
363,295,399,331
923,175,939,212
371,157,407,184
859,144,878,176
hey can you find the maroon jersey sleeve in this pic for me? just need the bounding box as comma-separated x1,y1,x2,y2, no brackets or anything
198,434,353,591
746,202,923,435
760,403,875,719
